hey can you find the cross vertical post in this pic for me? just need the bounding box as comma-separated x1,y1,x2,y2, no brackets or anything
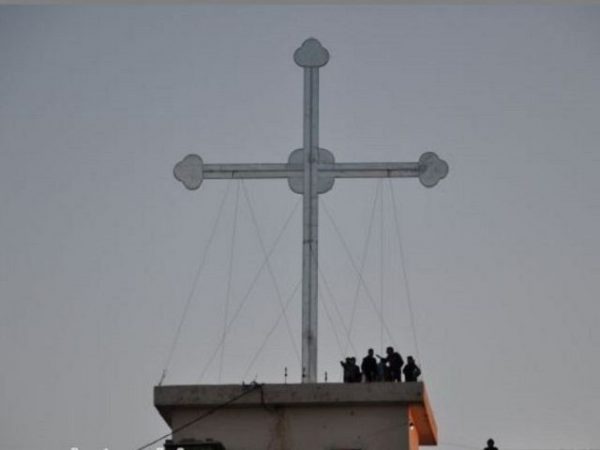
173,37,448,384
297,40,328,383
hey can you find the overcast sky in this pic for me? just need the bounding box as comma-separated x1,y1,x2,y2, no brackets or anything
1,5,599,450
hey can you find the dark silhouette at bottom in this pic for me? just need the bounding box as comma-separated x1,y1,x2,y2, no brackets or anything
485,438,498,450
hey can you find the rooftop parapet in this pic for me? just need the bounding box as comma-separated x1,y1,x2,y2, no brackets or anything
155,382,437,447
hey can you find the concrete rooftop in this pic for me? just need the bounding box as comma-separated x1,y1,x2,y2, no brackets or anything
155,382,438,445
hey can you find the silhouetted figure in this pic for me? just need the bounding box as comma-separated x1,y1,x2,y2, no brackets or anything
341,357,361,383
349,357,361,382
361,349,378,382
340,357,353,383
402,356,421,382
376,358,388,381
376,352,390,381
377,346,404,382
484,439,498,450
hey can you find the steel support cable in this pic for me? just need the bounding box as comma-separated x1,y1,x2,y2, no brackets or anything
318,265,357,355
379,179,385,353
342,181,381,355
241,180,301,362
218,181,241,382
134,383,262,450
197,198,301,382
388,180,422,365
320,286,345,358
322,199,396,348
242,279,301,380
318,266,352,357
159,182,232,385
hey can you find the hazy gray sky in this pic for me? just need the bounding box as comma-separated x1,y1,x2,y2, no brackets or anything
1,5,599,450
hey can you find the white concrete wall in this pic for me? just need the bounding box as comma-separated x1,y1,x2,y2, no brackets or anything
172,404,411,450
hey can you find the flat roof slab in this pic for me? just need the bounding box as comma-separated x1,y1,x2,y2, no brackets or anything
155,382,437,445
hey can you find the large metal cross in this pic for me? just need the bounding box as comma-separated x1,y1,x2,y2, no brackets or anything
173,38,449,383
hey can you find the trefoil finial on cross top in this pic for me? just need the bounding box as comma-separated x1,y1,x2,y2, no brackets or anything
173,38,449,384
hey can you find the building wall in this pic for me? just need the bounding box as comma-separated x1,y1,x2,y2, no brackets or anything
172,404,412,450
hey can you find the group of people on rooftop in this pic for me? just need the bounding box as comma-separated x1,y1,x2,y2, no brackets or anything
340,346,421,383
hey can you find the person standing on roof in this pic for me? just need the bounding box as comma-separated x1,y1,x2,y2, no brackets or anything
484,439,498,450
341,357,361,383
361,348,378,382
402,355,421,382
377,346,404,382
349,357,361,382
340,357,353,383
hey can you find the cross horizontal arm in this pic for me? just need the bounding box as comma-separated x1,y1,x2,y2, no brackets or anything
203,163,300,179
203,161,421,179
322,162,421,178
173,152,447,189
